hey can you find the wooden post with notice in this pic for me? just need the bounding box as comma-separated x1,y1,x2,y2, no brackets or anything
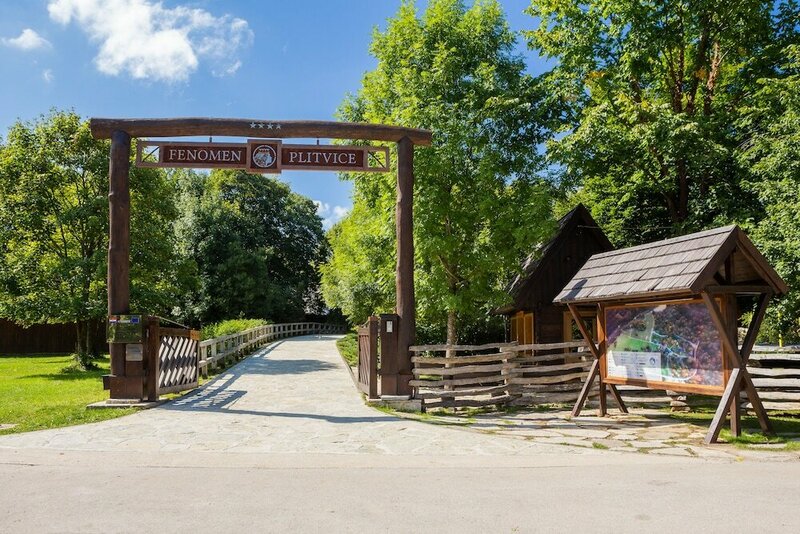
394,136,415,396
380,313,400,396
106,130,142,399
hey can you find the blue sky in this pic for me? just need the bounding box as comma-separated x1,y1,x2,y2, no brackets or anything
0,0,545,227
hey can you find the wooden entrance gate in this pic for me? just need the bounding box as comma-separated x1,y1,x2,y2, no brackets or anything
145,317,201,401
357,316,379,399
94,118,430,400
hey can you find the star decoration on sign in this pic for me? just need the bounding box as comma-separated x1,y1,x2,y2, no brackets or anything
248,122,282,130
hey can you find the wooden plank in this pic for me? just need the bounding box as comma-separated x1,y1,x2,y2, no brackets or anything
748,391,800,401
747,368,800,378
513,341,587,351
515,382,586,393
90,118,433,146
411,351,517,365
751,378,800,388
749,353,800,362
515,360,592,374
509,372,588,385
410,376,505,388
511,392,589,404
705,285,774,294
410,342,515,352
412,362,517,376
415,384,510,399
514,353,587,365
423,395,512,409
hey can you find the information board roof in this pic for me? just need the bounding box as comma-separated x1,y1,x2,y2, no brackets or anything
554,225,787,303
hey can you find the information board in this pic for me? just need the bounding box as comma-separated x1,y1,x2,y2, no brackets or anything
603,300,725,394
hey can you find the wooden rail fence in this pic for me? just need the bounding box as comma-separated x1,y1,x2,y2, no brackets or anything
197,322,346,377
410,341,800,412
746,346,800,411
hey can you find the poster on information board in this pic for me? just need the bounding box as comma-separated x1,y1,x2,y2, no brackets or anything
603,300,726,395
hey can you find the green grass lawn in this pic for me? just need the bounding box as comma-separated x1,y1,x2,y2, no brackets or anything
0,354,136,435
336,332,358,367
668,408,800,451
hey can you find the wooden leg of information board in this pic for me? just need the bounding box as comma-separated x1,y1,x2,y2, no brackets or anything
572,359,599,417
608,384,628,414
567,304,627,416
702,292,772,444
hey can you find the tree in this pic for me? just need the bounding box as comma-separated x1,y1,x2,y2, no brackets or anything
526,0,800,245
0,111,191,366
177,169,328,324
739,44,800,343
323,0,555,343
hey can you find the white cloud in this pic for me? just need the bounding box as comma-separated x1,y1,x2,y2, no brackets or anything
42,69,54,83
47,0,253,83
2,29,52,50
314,201,350,229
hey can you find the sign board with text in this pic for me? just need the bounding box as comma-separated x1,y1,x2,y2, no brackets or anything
602,299,726,395
137,141,248,169
137,140,390,174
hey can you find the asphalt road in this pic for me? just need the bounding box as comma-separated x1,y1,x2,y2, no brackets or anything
1,336,798,533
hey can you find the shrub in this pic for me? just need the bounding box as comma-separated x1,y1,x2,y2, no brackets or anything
201,318,269,340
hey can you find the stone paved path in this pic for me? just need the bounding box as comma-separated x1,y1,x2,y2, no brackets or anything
409,408,800,461
0,335,598,457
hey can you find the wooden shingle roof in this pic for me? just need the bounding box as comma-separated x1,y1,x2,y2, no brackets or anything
496,204,613,314
554,225,787,304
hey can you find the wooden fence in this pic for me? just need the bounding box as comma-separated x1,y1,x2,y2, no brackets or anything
747,346,800,411
410,341,800,412
197,322,346,376
357,317,379,399
0,319,107,354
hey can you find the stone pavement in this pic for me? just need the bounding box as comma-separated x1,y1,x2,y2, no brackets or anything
404,407,800,461
0,335,598,457
1,335,797,462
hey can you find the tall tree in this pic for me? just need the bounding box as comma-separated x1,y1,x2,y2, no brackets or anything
177,169,328,324
324,0,555,343
527,0,800,245
739,44,800,343
0,111,191,365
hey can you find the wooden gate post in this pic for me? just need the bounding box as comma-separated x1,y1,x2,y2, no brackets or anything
145,316,160,401
107,130,142,399
380,313,400,396
394,136,415,396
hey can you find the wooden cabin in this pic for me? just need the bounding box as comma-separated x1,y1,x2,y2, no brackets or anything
497,204,614,345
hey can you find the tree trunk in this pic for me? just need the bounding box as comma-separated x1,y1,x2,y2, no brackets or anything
446,309,457,346
74,320,91,368
446,309,457,358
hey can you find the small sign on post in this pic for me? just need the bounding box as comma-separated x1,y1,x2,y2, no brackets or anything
107,315,143,344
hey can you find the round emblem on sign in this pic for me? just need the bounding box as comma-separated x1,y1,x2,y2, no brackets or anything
252,145,277,168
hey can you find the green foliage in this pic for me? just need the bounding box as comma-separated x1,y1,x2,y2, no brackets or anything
335,332,359,367
526,0,799,246
739,44,800,343
324,0,555,342
175,169,328,324
200,318,269,340
0,354,135,435
0,111,192,360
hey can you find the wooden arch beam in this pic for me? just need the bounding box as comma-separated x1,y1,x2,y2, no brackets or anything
90,118,433,146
